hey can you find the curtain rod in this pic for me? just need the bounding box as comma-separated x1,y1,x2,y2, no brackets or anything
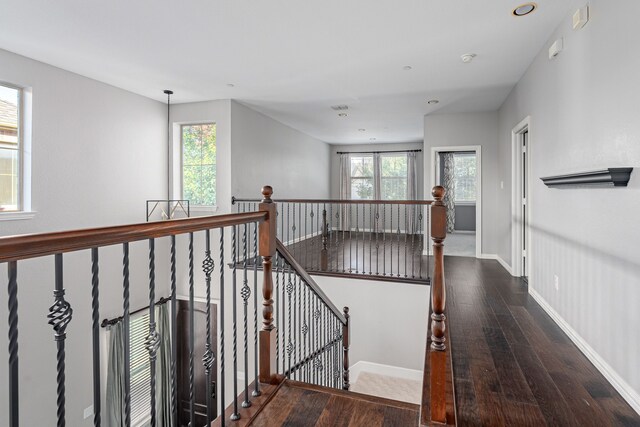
336,149,422,155
101,296,170,328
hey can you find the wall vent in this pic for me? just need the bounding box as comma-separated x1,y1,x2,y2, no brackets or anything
330,105,349,111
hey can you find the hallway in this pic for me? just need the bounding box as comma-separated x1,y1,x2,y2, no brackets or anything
445,256,639,426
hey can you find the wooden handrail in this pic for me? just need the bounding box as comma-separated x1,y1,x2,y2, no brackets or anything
0,211,267,262
275,239,348,324
233,196,434,205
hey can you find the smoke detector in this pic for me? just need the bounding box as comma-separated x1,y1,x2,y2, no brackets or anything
461,53,477,63
331,105,349,111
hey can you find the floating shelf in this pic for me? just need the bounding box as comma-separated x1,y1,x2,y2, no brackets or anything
541,168,633,188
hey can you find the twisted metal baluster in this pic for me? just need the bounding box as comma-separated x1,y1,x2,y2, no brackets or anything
219,229,227,427
146,239,160,427
231,226,240,420
188,233,196,426
241,224,252,408
286,266,293,378
383,205,386,276
281,257,287,374
312,296,318,384
7,261,19,427
48,254,73,427
253,220,261,397
90,249,101,427
202,230,215,423
122,245,131,427
302,283,308,382
170,236,178,427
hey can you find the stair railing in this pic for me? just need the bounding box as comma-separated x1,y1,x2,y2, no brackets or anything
0,186,296,427
233,196,433,283
257,187,350,390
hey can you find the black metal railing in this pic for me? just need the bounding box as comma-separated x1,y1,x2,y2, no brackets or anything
1,187,351,427
232,197,432,283
274,240,349,390
146,199,190,221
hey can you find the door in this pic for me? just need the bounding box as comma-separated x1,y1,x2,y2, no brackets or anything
521,131,529,282
177,299,217,426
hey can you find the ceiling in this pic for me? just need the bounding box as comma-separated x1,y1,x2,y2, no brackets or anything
0,0,577,144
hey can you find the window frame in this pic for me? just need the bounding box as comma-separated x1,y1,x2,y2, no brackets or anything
0,82,24,214
349,154,375,200
179,122,217,209
379,153,409,200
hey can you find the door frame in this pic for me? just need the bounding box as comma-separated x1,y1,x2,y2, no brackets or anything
511,116,532,278
430,145,482,258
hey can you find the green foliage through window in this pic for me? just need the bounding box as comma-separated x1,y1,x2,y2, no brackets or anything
453,153,476,202
182,123,216,206
349,154,409,200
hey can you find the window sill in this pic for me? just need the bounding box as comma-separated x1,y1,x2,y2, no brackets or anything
0,211,37,221
454,201,476,206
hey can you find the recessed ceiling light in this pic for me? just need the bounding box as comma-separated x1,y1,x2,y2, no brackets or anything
403,66,413,71
338,113,348,117
370,138,377,141
461,53,477,63
427,99,439,105
513,3,537,16
226,83,235,87
358,129,366,132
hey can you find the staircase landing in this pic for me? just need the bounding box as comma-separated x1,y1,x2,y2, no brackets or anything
247,380,419,426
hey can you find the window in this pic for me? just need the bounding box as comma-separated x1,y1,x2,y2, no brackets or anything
182,123,216,207
348,153,411,200
0,84,21,212
350,155,374,200
380,154,408,200
130,310,152,426
453,153,476,202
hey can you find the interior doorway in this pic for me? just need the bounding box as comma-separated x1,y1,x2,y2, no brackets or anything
431,145,482,258
511,117,531,280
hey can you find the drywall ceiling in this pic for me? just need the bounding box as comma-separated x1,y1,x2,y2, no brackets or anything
0,0,577,144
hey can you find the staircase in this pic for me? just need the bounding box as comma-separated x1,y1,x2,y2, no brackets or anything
0,185,454,427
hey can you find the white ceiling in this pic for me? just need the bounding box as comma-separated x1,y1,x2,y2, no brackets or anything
0,0,576,144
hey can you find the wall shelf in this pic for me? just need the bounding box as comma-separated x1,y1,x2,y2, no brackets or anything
541,168,633,188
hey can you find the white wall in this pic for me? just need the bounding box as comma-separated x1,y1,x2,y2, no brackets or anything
0,48,167,426
231,101,331,200
316,276,429,371
423,111,499,254
497,1,640,412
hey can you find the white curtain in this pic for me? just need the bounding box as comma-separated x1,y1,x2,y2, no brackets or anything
339,153,351,230
406,152,418,233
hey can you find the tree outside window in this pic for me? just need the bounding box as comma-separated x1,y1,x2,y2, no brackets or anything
350,155,374,200
453,153,476,202
182,123,216,207
381,155,408,200
349,153,410,200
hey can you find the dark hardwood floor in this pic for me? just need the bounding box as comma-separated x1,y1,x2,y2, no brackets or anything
445,256,640,426
249,380,419,427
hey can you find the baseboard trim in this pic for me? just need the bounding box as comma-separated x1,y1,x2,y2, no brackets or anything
528,288,640,416
478,253,515,276
349,361,423,385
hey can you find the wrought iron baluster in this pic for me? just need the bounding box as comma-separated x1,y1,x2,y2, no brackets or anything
281,257,287,374
170,236,178,427
369,203,373,275
376,204,380,275
90,249,101,427
146,239,160,427
7,261,19,427
383,204,386,276
302,283,308,382
253,221,261,397
241,224,252,408
412,206,416,279
49,254,73,427
305,203,308,270
397,204,401,277
188,233,196,426
421,208,425,280
231,226,240,420
349,204,352,272
295,274,300,380
122,244,131,427
313,296,319,384
286,265,293,378
218,229,226,427
275,252,280,371
202,230,215,423
390,203,393,277
362,202,365,274
405,205,408,278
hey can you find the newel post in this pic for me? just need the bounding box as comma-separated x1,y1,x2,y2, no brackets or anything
430,185,447,423
342,306,350,390
259,185,278,383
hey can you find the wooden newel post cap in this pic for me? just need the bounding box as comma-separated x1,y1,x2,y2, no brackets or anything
261,185,274,203
432,185,445,201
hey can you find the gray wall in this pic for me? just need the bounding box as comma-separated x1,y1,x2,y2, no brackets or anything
0,48,167,426
497,0,640,410
454,205,475,232
231,101,331,200
423,111,498,253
